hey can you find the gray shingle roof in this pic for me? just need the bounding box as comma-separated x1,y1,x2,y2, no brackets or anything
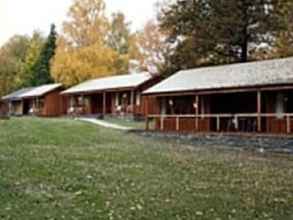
20,84,62,98
2,84,62,101
2,88,35,101
144,57,293,95
63,72,153,95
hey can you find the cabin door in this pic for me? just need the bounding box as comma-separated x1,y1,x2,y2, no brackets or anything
90,96,98,114
23,100,31,115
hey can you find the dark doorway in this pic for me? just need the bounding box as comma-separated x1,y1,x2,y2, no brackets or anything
23,100,32,115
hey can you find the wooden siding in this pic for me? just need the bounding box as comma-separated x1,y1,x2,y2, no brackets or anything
154,117,210,132
0,101,8,116
37,89,66,117
266,118,293,133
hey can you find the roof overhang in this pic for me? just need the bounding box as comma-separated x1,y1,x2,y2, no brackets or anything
143,83,293,97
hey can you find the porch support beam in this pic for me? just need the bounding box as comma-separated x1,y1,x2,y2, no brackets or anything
160,116,164,131
257,91,262,132
287,115,291,134
195,95,199,131
216,116,220,132
146,116,150,131
103,92,106,117
130,90,135,114
176,117,180,131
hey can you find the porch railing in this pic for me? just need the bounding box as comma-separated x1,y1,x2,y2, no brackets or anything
146,113,293,134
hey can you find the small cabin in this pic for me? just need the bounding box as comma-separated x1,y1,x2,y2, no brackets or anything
143,57,293,135
2,84,67,117
62,72,161,118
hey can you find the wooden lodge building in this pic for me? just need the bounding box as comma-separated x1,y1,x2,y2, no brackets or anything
2,84,66,117
62,72,160,118
144,57,293,134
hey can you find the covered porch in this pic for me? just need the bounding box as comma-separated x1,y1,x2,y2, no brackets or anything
67,89,143,117
146,88,293,135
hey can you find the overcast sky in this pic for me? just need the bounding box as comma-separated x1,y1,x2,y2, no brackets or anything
0,0,158,46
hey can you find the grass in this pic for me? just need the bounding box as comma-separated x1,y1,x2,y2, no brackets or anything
104,116,146,130
0,117,293,220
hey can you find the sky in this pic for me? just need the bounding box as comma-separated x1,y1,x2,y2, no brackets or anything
0,0,158,46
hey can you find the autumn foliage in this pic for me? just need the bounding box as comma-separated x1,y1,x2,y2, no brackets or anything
51,0,137,87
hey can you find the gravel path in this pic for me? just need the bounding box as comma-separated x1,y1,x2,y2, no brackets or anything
78,118,133,131
135,131,293,155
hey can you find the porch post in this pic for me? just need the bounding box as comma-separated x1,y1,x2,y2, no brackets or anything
160,116,164,131
216,116,220,132
195,95,199,131
103,92,106,117
130,90,135,114
287,115,291,134
8,102,12,115
36,97,39,115
257,91,262,132
176,117,180,131
146,116,150,131
33,99,36,115
160,98,166,131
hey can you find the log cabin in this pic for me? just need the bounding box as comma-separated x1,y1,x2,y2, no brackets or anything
143,57,293,135
2,84,67,117
62,72,161,118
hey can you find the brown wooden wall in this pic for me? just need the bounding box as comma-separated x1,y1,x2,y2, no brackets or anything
135,96,160,117
266,118,293,134
40,89,66,117
0,101,8,116
135,76,163,117
154,117,211,133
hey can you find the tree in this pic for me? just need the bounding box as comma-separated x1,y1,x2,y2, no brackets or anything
135,20,170,73
274,2,293,58
63,0,109,47
159,0,292,75
107,12,132,74
0,35,30,96
108,12,131,55
52,0,138,86
52,38,120,86
22,31,45,87
30,24,57,86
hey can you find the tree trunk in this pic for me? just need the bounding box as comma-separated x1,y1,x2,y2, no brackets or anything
240,37,248,62
241,5,249,63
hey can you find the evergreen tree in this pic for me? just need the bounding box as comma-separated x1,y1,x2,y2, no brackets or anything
22,31,45,87
31,24,57,86
159,0,292,76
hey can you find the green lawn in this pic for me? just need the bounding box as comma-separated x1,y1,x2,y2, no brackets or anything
0,118,293,220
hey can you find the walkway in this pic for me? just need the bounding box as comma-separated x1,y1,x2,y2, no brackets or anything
78,118,133,131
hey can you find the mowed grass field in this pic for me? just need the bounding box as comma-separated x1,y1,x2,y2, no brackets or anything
0,118,292,220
